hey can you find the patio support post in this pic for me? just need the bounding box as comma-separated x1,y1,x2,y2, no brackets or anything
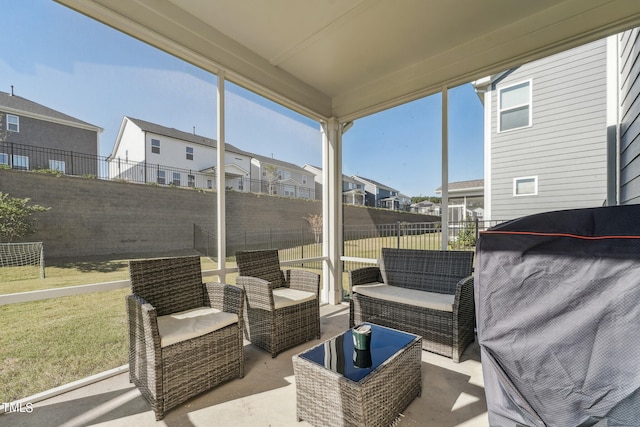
606,35,619,206
322,117,343,304
441,86,449,249
217,71,227,280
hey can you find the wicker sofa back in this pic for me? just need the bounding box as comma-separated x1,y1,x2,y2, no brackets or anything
380,248,474,294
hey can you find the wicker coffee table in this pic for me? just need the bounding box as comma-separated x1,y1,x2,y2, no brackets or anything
292,323,422,427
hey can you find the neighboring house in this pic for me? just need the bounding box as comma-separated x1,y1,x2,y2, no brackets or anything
109,116,315,198
250,154,314,199
474,37,611,221
435,179,484,221
0,89,102,175
341,175,366,206
302,164,366,205
108,116,251,190
410,200,441,216
352,176,409,210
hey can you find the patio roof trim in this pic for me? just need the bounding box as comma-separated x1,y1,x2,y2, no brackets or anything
57,0,640,124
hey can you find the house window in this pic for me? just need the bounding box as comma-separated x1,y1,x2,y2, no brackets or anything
0,153,8,165
7,114,19,132
299,188,310,199
277,169,283,179
514,176,537,196
284,185,295,197
207,179,213,189
186,146,194,160
151,139,160,154
238,178,244,190
187,174,195,187
12,155,29,170
284,170,291,179
302,175,307,185
157,170,166,184
49,160,65,173
172,172,181,186
498,80,531,132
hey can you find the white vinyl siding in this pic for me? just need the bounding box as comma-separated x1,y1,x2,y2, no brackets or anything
498,80,531,132
619,28,640,204
490,39,608,221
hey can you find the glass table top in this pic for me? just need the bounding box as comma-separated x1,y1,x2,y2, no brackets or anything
298,323,418,382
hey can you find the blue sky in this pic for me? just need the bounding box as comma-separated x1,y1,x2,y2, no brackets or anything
2,0,484,197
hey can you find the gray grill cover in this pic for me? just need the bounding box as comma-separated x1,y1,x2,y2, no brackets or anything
475,205,640,427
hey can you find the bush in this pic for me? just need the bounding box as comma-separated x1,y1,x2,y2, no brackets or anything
0,192,50,242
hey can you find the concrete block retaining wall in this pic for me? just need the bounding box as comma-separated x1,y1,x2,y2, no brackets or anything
0,169,438,258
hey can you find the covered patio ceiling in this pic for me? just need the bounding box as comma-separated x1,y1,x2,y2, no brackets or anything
56,0,640,122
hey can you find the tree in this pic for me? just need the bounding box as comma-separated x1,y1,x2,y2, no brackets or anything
264,164,279,195
411,195,442,204
452,215,477,249
0,193,50,242
304,214,322,244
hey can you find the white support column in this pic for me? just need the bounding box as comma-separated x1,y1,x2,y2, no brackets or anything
606,35,619,206
441,86,449,249
483,86,492,220
217,71,227,280
322,118,343,304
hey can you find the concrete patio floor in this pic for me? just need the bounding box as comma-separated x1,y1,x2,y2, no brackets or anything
3,304,488,427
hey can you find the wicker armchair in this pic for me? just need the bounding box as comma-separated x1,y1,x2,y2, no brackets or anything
236,249,320,357
126,255,244,420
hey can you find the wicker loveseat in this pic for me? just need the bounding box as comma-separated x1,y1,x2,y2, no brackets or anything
349,248,475,362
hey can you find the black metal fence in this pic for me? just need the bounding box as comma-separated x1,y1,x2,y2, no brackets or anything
0,141,317,199
195,219,505,271
0,141,99,177
194,224,323,268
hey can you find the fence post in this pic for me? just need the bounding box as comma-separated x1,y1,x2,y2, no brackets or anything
40,243,45,279
397,221,401,248
475,218,480,244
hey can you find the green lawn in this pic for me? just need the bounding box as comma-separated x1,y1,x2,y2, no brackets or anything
0,233,458,402
0,251,218,402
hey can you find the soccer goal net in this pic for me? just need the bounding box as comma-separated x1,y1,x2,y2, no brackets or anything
0,242,45,280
